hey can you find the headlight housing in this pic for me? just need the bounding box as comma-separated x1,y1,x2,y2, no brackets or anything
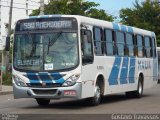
13,75,27,87
62,74,80,87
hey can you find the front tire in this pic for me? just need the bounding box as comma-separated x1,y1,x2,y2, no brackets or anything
88,84,101,106
36,98,50,106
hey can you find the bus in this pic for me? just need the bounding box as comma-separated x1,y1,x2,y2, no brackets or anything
157,47,160,83
11,15,158,106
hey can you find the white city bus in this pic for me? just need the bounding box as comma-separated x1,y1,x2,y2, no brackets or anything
12,15,158,106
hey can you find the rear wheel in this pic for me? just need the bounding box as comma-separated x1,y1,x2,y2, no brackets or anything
126,76,143,98
36,98,50,106
133,76,143,98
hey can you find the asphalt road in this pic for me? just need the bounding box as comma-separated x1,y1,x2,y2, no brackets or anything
0,84,160,120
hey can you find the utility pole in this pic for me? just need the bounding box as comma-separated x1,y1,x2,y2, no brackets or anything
8,0,13,37
0,0,2,91
26,0,28,16
5,0,13,72
40,0,44,15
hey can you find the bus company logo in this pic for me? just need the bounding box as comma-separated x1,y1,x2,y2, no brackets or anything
138,60,151,70
41,82,47,87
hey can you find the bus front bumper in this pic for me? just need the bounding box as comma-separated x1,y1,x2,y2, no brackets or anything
13,83,82,100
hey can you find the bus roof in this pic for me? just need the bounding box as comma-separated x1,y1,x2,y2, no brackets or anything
27,14,155,37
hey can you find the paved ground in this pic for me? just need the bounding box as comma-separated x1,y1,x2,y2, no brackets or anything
0,85,13,95
0,84,160,119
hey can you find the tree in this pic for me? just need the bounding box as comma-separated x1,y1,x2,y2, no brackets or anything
120,0,160,45
30,0,114,21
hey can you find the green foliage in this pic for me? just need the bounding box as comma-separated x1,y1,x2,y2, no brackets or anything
30,0,114,21
2,72,12,86
86,8,113,21
157,35,160,46
120,0,160,46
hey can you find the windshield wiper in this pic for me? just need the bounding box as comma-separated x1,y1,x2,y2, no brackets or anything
49,31,63,46
47,31,63,54
27,32,36,57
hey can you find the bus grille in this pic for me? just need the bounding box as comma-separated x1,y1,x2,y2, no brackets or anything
32,89,57,95
27,83,61,88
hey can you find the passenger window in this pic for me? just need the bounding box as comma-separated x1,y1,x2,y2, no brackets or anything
144,36,151,58
116,32,125,56
152,37,156,58
93,27,103,55
105,29,113,55
126,33,134,56
149,38,153,57
137,35,143,57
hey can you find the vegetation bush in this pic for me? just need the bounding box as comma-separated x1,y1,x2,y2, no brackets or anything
2,72,12,86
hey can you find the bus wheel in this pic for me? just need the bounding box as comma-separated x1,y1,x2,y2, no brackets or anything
125,76,143,98
133,76,143,98
89,83,101,106
36,98,50,106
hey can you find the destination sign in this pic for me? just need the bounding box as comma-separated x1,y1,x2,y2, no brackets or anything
22,21,72,30
15,17,77,31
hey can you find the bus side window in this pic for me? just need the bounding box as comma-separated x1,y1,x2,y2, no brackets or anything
144,36,151,58
149,37,153,57
116,31,125,56
126,33,134,57
104,29,113,56
137,35,143,57
152,37,156,58
133,35,138,56
93,27,103,55
142,36,146,57
81,29,94,64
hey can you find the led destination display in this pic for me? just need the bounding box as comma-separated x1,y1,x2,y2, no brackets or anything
15,17,77,31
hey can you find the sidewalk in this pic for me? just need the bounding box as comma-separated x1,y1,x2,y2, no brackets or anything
0,85,13,95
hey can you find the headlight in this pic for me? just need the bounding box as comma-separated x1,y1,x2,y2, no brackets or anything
62,74,80,87
13,75,27,87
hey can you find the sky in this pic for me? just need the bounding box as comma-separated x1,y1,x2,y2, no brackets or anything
0,0,146,49
87,0,145,18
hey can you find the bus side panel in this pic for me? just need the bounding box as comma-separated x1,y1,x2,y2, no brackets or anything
104,57,122,94
122,57,137,92
81,56,117,98
152,58,158,86
135,58,157,90
81,64,96,98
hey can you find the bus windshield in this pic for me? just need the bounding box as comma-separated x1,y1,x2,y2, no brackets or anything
13,32,78,71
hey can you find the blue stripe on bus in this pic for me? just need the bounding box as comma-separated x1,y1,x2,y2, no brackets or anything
120,57,128,84
38,73,53,85
120,25,127,32
50,73,64,80
26,73,41,84
128,57,136,83
29,16,38,19
50,73,65,84
112,23,120,31
55,78,65,84
108,57,122,85
26,73,65,84
127,26,134,33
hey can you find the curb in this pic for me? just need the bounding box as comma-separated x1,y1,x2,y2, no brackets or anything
0,91,13,95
